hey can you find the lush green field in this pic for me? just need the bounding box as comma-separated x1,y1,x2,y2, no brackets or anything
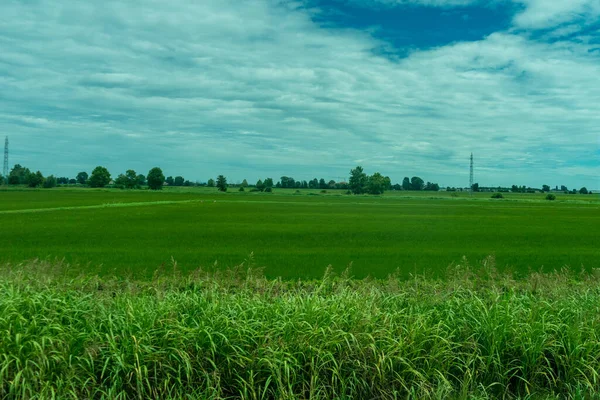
0,187,598,279
2,261,600,399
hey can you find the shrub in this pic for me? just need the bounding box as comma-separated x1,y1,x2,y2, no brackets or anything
546,193,556,201
238,186,245,192
320,190,327,193
264,187,272,193
491,193,504,199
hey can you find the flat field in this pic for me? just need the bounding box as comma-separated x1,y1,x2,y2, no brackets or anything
1,187,598,279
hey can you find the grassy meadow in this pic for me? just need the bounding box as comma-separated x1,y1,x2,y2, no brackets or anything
0,187,598,279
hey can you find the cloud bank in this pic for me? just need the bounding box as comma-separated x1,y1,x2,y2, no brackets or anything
0,0,598,188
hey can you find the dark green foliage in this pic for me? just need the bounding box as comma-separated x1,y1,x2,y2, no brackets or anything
472,182,480,192
115,169,140,189
411,176,424,191
76,171,88,185
491,193,504,199
174,176,184,186
241,179,249,187
136,174,146,187
264,186,272,193
89,166,111,188
207,178,215,187
546,193,556,201
402,177,411,190
238,186,245,192
580,187,588,194
165,176,174,186
349,166,367,194
216,175,227,192
43,175,57,188
366,172,386,195
146,167,165,190
8,164,30,185
26,170,44,188
542,184,550,192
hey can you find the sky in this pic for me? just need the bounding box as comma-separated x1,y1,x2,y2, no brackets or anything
1,0,599,189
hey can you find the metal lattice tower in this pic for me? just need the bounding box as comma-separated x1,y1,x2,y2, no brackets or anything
469,153,474,196
3,137,7,183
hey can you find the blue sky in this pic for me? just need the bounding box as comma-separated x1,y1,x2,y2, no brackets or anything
0,0,599,188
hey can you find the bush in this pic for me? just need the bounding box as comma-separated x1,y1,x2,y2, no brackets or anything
491,193,504,199
238,186,245,192
264,187,272,193
320,190,327,194
546,193,556,201
249,188,260,193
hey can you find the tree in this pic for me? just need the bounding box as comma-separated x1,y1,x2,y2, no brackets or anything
8,164,30,185
136,174,146,187
471,183,479,192
43,175,57,188
207,178,215,187
425,182,440,191
264,178,274,189
542,185,550,192
349,166,368,194
580,187,589,194
560,185,568,192
241,179,249,188
69,178,77,184
328,180,336,189
383,176,392,191
280,176,295,189
319,178,327,189
309,178,319,189
26,170,44,188
366,172,386,195
410,176,424,191
115,170,139,189
216,175,227,192
256,179,265,192
165,176,174,186
174,176,185,186
89,166,111,188
402,177,411,191
76,171,89,185
147,167,165,190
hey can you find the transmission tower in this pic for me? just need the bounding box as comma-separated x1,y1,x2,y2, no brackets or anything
469,153,474,196
3,137,7,184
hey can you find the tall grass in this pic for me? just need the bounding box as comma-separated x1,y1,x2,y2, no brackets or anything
1,257,600,399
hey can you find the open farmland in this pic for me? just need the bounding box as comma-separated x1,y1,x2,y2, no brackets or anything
1,187,598,279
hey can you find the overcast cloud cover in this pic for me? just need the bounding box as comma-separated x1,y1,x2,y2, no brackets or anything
0,0,598,188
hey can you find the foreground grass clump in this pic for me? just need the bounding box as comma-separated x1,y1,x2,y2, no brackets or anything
2,258,600,399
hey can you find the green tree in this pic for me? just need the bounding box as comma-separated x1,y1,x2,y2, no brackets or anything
542,184,550,192
319,178,327,189
402,177,411,191
264,178,274,189
328,180,336,189
76,171,89,185
26,170,45,188
349,166,368,194
410,176,424,191
207,178,215,187
43,175,57,188
174,176,185,186
471,183,480,192
165,176,174,186
580,187,589,194
366,172,386,195
241,179,249,187
256,179,265,192
89,166,111,188
147,167,165,190
136,174,146,187
9,164,30,185
216,175,227,192
383,176,392,191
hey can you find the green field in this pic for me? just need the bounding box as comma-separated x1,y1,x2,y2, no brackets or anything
1,187,598,279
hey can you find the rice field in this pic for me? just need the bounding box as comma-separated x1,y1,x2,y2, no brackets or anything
0,187,598,279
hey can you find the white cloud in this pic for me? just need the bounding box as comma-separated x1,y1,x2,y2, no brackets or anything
0,0,598,188
511,0,600,29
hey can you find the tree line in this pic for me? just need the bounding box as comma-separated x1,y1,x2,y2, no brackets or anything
2,163,592,195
